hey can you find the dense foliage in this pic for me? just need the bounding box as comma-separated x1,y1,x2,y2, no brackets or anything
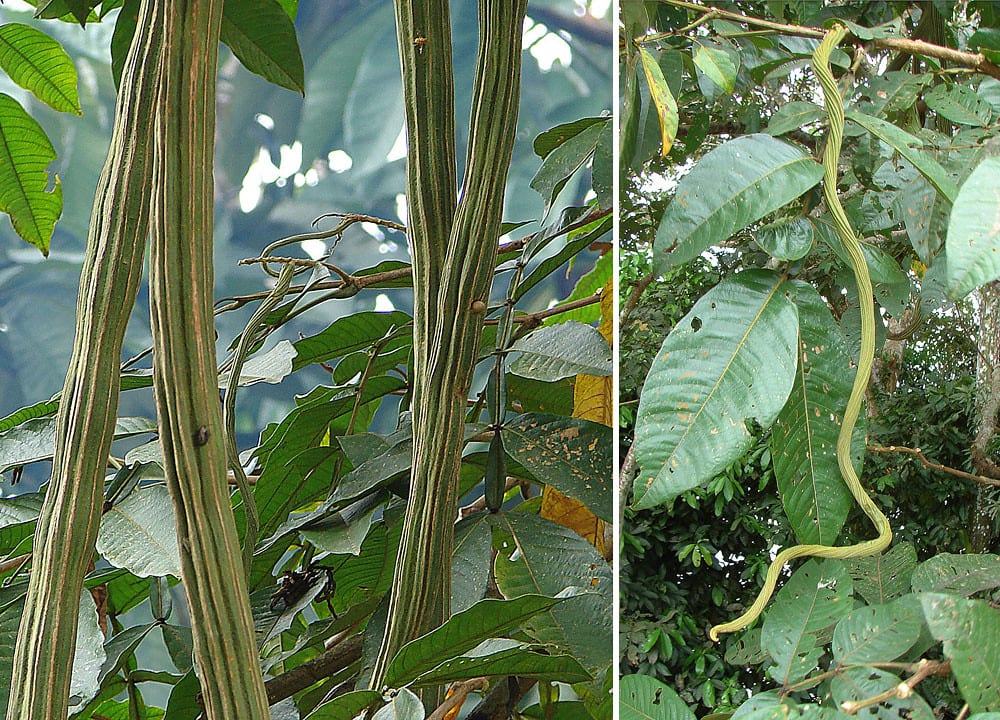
620,2,1000,719
0,1,614,718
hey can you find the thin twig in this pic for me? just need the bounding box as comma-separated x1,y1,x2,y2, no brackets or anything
840,659,950,715
868,445,1000,487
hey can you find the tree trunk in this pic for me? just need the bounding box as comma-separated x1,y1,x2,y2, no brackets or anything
971,281,1000,553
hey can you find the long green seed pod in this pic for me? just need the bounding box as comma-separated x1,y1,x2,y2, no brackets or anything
710,25,892,641
147,1,270,716
8,3,163,717
371,0,529,701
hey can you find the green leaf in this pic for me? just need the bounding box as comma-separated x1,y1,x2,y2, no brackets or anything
0,415,156,475
70,592,106,707
408,639,591,687
343,23,402,177
859,71,929,117
292,311,412,370
638,48,678,155
163,669,200,720
0,597,23,718
220,0,305,94
529,121,606,211
533,116,608,158
831,666,935,720
633,270,798,509
945,157,1000,298
896,175,949,265
97,485,182,578
761,559,853,687
383,593,578,687
0,24,80,114
452,515,493,614
754,216,814,261
620,674,696,720
108,0,138,88
299,498,376,556
506,375,574,416
509,321,612,381
693,45,737,94
492,512,612,673
924,83,991,127
161,624,193,673
0,93,63,254
765,101,824,137
503,413,611,521
831,595,922,665
654,134,823,269
771,282,860,545
371,690,422,719
303,689,383,720
845,542,917,605
218,340,296,388
911,552,1000,596
97,622,158,687
921,593,1000,713
846,111,959,203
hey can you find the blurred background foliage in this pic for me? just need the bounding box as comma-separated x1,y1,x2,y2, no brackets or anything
0,0,613,491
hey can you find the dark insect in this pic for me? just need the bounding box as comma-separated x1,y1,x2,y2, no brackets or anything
269,565,337,618
194,425,210,446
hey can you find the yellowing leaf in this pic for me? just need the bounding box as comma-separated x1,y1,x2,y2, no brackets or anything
541,279,613,560
638,48,678,156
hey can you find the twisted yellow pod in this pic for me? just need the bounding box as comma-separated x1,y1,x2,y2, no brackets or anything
710,25,892,641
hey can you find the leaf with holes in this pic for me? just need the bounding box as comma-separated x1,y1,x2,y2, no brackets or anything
653,134,823,269
761,559,853,687
0,93,62,254
831,666,935,720
503,413,611,522
921,593,1000,712
832,594,922,665
911,552,1000,596
633,270,798,509
771,282,862,545
845,542,918,605
621,674,696,720
0,24,80,114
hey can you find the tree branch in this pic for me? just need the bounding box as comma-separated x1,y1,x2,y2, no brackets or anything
263,635,363,705
868,444,1000,487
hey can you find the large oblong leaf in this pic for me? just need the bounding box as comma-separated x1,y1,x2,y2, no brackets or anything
0,93,63,255
921,593,1000,713
633,270,798,510
509,321,612,381
96,485,181,578
771,282,862,545
0,23,81,114
503,413,611,521
846,111,959,202
761,559,853,688
383,593,575,687
621,674,696,720
638,47,678,155
653,134,823,269
945,157,1000,299
831,595,922,665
